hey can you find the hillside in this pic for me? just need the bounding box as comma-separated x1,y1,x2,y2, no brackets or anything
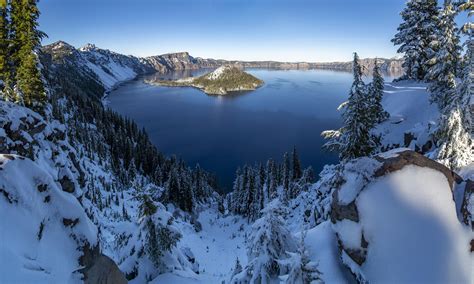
145,65,264,95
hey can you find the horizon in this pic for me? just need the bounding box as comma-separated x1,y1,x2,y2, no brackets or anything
38,0,407,62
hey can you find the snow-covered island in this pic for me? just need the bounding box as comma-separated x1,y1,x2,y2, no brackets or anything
145,65,264,95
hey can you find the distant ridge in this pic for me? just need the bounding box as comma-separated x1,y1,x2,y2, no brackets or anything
43,41,404,75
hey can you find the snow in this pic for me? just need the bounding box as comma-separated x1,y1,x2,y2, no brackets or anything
174,208,249,283
85,60,136,90
0,155,97,283
206,65,231,80
304,222,347,283
356,165,471,283
377,81,439,147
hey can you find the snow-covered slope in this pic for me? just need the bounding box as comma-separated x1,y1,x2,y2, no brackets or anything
79,44,151,89
0,154,97,283
377,81,439,150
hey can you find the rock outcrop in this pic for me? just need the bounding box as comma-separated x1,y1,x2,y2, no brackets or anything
330,150,471,283
80,245,127,284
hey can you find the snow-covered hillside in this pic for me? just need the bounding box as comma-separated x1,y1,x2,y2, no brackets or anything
0,154,97,283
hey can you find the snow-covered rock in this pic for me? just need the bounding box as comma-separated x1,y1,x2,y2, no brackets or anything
330,150,471,283
0,154,96,283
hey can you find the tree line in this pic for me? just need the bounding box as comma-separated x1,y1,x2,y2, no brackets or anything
227,147,315,221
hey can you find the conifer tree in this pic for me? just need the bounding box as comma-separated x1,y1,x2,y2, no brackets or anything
322,53,378,160
291,146,302,181
426,0,462,110
369,60,389,124
392,0,439,80
282,152,290,191
231,258,243,279
0,0,9,91
232,200,296,283
11,0,47,109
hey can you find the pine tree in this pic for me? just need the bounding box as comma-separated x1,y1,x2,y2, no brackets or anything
284,231,322,284
11,0,47,109
0,0,9,90
369,60,389,124
426,0,462,110
435,22,473,169
392,0,440,81
322,53,378,160
435,106,473,169
282,152,290,191
265,159,277,201
232,200,296,283
231,258,243,279
291,146,302,181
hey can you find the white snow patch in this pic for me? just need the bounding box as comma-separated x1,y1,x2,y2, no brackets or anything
356,165,471,283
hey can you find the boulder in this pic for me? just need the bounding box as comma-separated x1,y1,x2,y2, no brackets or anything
330,150,471,283
80,244,127,284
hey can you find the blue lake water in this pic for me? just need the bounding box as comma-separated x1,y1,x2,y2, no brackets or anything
109,69,395,191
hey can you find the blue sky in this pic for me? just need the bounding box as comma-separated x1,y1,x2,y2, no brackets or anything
39,0,408,62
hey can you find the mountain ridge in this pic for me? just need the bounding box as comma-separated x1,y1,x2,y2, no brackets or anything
43,41,404,75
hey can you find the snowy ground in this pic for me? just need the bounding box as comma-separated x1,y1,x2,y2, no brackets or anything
377,81,438,147
153,207,250,283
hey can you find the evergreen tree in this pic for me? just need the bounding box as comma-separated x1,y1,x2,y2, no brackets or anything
427,0,462,110
435,106,473,169
232,200,296,283
0,0,9,91
282,152,290,191
244,169,256,219
392,0,440,80
231,258,243,279
322,53,378,160
291,146,302,181
369,60,389,124
284,231,322,284
265,159,278,201
11,0,47,109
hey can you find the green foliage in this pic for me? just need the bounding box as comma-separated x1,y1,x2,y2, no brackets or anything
392,0,440,81
322,53,379,160
2,0,47,109
145,218,181,268
0,1,8,87
368,60,389,124
138,194,157,218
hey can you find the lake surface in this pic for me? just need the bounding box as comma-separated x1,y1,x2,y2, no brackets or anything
109,69,396,191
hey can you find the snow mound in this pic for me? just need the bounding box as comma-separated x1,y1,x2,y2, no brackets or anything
330,150,471,283
357,165,471,283
0,154,97,283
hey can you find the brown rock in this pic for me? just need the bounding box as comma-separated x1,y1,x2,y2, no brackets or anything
80,244,127,284
374,150,462,190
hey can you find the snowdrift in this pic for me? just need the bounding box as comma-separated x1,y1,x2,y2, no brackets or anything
330,150,472,283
